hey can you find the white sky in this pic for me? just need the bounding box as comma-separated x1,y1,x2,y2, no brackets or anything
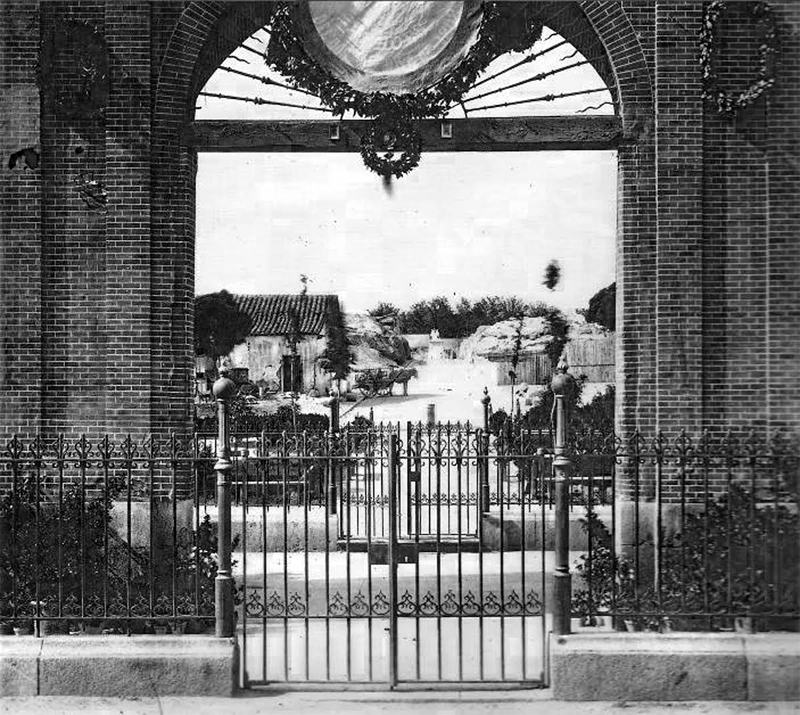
195,24,617,314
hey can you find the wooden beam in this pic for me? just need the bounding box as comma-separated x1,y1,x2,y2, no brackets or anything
182,116,622,153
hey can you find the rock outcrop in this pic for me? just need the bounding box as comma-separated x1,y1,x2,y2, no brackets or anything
345,313,412,369
458,316,553,361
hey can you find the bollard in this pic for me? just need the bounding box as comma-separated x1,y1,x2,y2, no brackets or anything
213,376,236,638
551,363,573,636
426,403,436,426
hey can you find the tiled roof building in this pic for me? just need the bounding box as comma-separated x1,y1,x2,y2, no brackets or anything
232,294,341,336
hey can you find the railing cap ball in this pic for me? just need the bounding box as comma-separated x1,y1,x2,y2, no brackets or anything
212,376,237,401
550,366,574,395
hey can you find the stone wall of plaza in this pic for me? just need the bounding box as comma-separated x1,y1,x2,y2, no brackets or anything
1,1,798,447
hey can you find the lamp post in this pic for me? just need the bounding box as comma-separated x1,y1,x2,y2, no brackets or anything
551,361,574,636
213,375,236,638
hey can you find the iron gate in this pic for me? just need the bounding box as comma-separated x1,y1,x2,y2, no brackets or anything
228,423,555,688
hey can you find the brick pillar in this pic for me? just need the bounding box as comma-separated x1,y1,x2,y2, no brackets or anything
616,2,706,561
104,0,153,438
616,139,657,440
766,2,800,433
653,2,705,435
0,0,43,439
39,1,108,438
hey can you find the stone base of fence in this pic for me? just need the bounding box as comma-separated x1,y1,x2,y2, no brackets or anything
229,510,339,552
110,500,195,550
481,506,609,551
0,635,238,697
550,632,800,701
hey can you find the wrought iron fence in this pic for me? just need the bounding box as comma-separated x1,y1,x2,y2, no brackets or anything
196,423,613,519
0,435,220,635
569,430,800,632
1,424,796,639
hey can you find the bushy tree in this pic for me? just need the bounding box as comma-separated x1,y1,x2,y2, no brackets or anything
370,295,570,364
463,296,568,366
401,296,461,337
469,295,542,326
368,302,400,319
194,290,252,360
581,282,616,331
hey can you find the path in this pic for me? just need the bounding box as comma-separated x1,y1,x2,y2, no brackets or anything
3,694,796,714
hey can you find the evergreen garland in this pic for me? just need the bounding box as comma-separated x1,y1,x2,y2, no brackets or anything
699,1,778,118
265,2,542,179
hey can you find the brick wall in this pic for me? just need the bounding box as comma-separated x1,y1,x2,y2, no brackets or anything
0,0,798,460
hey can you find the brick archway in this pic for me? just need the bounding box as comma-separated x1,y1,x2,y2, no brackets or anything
3,1,795,443
155,2,653,131
151,0,654,437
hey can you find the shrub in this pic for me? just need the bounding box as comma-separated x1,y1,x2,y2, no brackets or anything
572,485,800,631
0,476,239,629
196,402,330,433
512,382,614,435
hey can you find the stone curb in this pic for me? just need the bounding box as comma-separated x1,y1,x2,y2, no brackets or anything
550,632,800,701
0,635,238,697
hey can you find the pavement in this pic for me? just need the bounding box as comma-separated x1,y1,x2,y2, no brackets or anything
1,693,798,715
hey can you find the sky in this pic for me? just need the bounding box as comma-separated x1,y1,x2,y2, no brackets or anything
194,22,617,315
196,150,617,314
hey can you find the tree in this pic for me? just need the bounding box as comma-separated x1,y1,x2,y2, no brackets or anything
318,301,354,382
194,291,252,360
462,296,569,366
371,296,569,364
582,282,616,331
470,295,541,326
542,307,569,367
368,302,400,319
401,296,461,337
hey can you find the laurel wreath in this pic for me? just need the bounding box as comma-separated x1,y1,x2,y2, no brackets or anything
360,119,423,181
265,2,542,179
699,1,778,117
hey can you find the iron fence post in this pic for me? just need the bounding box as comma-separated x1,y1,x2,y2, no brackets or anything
480,388,491,514
213,376,236,638
325,396,339,516
387,433,399,688
329,394,340,433
326,431,337,517
551,365,573,636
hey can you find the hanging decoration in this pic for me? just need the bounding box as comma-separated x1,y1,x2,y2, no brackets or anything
360,116,423,187
74,172,108,212
699,1,778,118
265,2,543,182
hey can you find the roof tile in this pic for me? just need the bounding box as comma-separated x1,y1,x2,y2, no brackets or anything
232,294,339,336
